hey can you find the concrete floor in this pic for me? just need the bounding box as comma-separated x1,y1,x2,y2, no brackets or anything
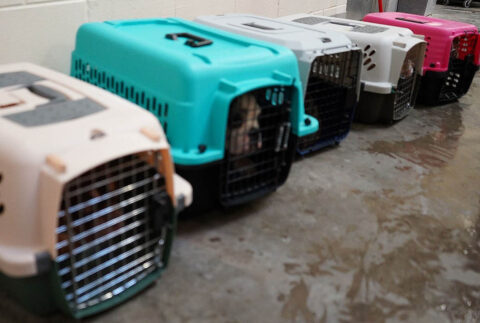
1,5,480,323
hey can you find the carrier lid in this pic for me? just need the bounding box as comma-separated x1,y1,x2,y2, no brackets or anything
102,18,289,66
285,15,411,36
0,63,169,165
364,12,479,34
195,14,353,52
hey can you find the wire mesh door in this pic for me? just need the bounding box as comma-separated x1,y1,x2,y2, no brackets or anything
221,86,293,205
393,44,423,120
298,50,361,153
56,153,171,312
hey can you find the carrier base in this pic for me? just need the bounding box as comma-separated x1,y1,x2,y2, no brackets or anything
418,61,479,106
0,267,58,316
176,163,280,214
355,75,421,124
297,88,357,155
177,135,297,213
355,92,395,124
0,267,162,319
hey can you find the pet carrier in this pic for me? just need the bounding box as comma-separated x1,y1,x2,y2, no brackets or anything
195,14,362,155
281,14,426,123
364,12,480,105
71,18,318,210
0,63,192,318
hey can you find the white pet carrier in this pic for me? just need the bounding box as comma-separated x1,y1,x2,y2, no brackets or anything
196,14,362,154
0,63,192,318
281,14,426,123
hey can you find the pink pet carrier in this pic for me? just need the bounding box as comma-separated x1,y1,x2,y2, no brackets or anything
364,12,479,105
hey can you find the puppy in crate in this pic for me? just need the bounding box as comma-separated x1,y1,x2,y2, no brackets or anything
57,157,155,256
228,94,263,178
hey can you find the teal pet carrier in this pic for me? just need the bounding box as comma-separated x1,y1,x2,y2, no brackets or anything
72,18,318,210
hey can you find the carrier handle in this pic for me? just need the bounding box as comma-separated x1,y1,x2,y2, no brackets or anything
395,17,427,24
165,33,213,48
329,21,359,28
27,84,68,102
242,22,279,31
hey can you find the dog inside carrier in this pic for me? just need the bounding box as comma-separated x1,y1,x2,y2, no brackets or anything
0,63,192,318
71,18,318,211
220,87,295,204
195,14,362,155
364,12,480,105
282,14,426,124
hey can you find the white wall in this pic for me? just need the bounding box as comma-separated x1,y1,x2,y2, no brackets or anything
0,0,347,73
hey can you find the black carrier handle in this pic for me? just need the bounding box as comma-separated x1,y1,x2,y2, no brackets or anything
165,33,213,48
395,17,427,24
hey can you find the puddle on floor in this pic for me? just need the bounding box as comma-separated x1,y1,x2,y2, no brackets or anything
279,100,480,322
367,105,464,169
280,207,480,322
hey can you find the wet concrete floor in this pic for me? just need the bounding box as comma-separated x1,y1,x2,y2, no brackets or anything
1,4,480,323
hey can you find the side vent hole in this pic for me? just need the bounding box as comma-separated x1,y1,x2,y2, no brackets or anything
72,59,170,135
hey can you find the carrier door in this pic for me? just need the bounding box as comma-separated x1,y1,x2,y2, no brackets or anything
55,150,173,315
220,86,295,206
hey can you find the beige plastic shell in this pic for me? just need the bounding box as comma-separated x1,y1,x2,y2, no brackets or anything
281,14,426,94
0,63,192,278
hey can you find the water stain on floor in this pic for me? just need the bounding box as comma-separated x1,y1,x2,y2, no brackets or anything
281,279,316,322
367,105,464,169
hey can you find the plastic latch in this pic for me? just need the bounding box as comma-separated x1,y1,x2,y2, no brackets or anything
46,154,66,173
275,122,291,152
35,251,52,275
150,191,174,232
272,71,293,83
219,80,238,93
176,194,186,212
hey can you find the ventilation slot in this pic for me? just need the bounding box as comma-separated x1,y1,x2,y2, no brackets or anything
221,86,294,205
362,46,376,71
425,36,431,61
438,35,477,102
456,33,477,61
73,59,169,135
56,153,170,312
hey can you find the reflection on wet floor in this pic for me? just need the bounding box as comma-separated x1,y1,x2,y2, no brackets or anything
367,104,464,169
276,92,480,322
